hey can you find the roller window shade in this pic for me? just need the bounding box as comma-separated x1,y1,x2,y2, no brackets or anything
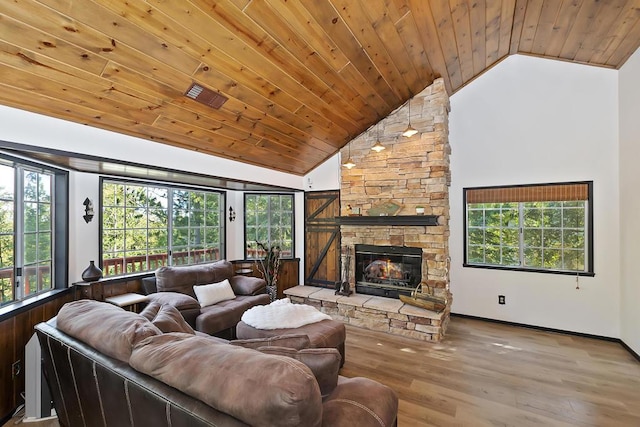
466,183,589,204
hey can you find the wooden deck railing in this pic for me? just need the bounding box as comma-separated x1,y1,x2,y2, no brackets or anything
102,248,220,276
1,265,51,303
246,248,293,259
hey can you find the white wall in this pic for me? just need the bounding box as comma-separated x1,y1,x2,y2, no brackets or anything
449,55,620,337
68,171,100,282
303,153,341,191
0,106,305,282
225,190,245,261
619,47,640,354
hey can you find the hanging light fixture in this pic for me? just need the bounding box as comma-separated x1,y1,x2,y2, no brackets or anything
371,122,385,152
402,98,418,138
342,143,356,169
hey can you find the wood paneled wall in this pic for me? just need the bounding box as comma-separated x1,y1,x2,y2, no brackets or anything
0,291,74,422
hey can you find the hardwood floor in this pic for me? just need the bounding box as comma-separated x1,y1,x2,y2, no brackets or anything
4,317,638,426
341,317,640,427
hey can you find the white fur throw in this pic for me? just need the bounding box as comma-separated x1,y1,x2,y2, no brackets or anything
241,298,331,330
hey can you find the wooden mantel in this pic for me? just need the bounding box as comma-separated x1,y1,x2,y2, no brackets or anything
337,215,440,226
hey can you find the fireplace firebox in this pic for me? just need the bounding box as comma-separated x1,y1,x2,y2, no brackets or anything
354,244,422,299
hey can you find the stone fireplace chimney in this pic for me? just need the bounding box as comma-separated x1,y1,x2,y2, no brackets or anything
287,78,452,342
340,78,452,309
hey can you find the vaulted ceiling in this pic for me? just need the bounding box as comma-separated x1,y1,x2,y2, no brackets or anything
1,0,639,175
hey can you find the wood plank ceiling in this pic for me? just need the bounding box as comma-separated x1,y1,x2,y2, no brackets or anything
1,0,639,176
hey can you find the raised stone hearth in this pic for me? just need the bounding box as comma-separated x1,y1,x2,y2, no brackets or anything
285,286,450,342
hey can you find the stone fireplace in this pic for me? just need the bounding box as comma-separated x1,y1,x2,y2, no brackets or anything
287,78,453,342
340,78,451,303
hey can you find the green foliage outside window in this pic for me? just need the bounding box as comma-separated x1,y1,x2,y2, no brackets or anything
22,171,52,294
0,164,14,304
245,194,293,259
102,181,224,276
467,200,587,273
0,164,54,305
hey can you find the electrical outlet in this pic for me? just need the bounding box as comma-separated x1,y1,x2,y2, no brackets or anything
11,360,21,378
498,295,505,305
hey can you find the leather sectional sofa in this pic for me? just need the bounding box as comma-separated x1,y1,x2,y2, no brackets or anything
36,300,398,426
142,260,270,338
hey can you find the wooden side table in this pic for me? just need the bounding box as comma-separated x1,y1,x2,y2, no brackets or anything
74,281,103,301
104,293,148,312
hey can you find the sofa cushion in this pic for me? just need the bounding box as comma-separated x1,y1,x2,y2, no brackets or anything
56,300,161,362
257,346,341,397
145,292,200,311
140,301,161,321
140,276,157,295
230,275,267,296
140,302,195,334
155,260,234,298
230,334,310,350
196,294,270,335
193,279,236,307
322,377,399,427
130,333,322,427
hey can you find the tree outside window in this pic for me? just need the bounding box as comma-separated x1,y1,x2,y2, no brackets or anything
101,180,224,276
464,182,592,275
0,158,64,306
245,194,294,259
0,164,14,304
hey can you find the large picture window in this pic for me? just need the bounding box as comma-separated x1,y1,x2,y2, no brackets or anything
0,155,68,306
464,182,593,275
244,193,294,259
101,179,225,276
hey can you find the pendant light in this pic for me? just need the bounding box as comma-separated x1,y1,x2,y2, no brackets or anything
342,143,355,169
371,122,385,152
402,98,418,138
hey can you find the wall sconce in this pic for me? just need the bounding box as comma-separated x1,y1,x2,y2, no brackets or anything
371,122,385,152
83,198,94,223
228,206,236,222
402,98,418,138
342,143,356,169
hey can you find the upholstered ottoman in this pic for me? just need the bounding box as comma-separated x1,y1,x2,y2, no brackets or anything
236,319,347,367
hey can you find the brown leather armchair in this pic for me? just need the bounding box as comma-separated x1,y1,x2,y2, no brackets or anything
142,260,270,338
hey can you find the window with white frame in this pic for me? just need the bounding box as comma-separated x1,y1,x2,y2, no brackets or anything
101,179,225,276
0,155,68,306
244,193,294,259
464,182,593,275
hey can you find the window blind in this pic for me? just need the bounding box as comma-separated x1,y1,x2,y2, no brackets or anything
466,183,589,204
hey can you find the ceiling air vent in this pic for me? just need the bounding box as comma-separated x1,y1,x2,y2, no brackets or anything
184,83,228,109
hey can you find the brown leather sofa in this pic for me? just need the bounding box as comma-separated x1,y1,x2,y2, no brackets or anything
142,260,270,338
36,300,398,427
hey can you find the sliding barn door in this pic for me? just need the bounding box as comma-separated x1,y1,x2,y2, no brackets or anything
305,191,340,288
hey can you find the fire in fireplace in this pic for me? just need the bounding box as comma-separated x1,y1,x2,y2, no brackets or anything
354,244,422,299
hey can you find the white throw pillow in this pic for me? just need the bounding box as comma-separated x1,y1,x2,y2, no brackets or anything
193,279,236,307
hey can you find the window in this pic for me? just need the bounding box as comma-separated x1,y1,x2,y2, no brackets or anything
0,155,68,306
101,179,225,276
244,193,294,259
464,182,593,275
